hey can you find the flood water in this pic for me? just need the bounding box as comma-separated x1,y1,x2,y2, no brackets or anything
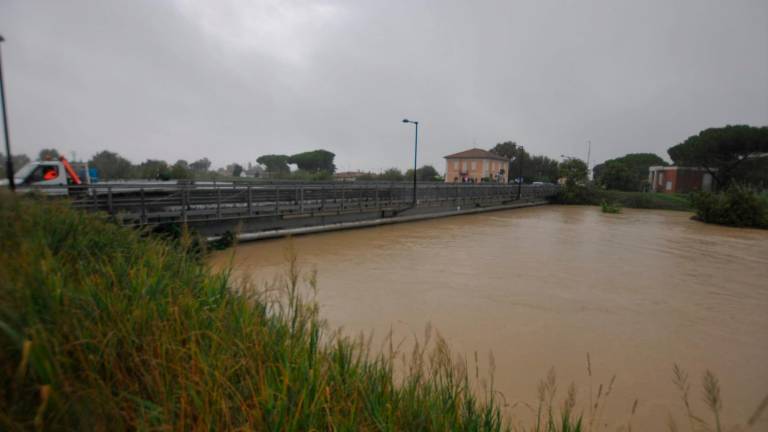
210,205,768,430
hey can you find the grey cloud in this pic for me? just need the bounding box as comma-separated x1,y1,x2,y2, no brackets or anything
1,0,766,172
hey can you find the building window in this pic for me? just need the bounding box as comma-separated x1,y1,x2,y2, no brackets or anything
462,161,467,171
453,160,459,169
666,181,672,191
658,173,664,185
471,161,477,170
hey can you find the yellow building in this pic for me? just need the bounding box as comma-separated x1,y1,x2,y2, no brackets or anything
444,148,509,183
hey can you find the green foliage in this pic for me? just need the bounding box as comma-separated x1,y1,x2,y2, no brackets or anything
490,141,518,159
558,159,588,187
288,149,336,174
490,142,559,183
600,200,622,214
552,185,691,211
0,195,510,430
690,185,768,228
257,154,290,175
170,159,192,179
88,150,134,180
379,167,405,181
189,157,212,172
138,159,171,180
667,125,768,188
594,153,667,191
527,155,560,183
287,169,333,181
405,165,441,181
231,163,243,177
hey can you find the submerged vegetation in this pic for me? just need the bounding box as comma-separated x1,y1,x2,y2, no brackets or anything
0,194,766,430
600,200,622,214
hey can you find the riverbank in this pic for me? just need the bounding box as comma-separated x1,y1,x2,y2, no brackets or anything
551,185,691,211
0,194,548,430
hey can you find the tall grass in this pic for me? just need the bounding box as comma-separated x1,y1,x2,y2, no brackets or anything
0,193,510,430
1,194,764,430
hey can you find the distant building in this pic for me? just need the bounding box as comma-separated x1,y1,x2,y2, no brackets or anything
444,148,509,183
648,166,715,193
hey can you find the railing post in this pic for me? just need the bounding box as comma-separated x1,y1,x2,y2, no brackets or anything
216,187,222,219
375,186,380,210
275,186,280,215
107,186,113,215
299,186,304,213
341,184,345,211
181,185,188,223
140,188,147,225
247,185,253,216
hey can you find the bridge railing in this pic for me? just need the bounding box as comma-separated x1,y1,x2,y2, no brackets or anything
47,182,558,225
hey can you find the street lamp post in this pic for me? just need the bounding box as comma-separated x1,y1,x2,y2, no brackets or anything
516,146,524,200
0,35,14,191
402,118,419,206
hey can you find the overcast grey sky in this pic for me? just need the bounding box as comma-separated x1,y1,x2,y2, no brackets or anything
1,0,766,172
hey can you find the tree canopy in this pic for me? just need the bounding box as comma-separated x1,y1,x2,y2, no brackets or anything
405,165,441,181
89,151,134,180
256,155,290,174
139,159,171,180
594,153,667,191
189,158,212,172
558,158,588,187
667,125,768,188
287,150,336,173
379,168,405,181
490,141,559,183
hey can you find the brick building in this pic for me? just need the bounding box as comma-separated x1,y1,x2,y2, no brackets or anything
648,166,715,193
444,148,509,183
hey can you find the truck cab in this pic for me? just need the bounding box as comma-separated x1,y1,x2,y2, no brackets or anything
2,158,92,196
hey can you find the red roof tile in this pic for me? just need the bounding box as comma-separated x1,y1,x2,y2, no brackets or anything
444,148,509,161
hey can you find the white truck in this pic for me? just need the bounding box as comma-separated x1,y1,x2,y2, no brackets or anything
0,156,93,196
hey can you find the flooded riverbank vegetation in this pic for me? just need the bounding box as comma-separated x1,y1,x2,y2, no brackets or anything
552,185,691,211
0,195,513,430
690,185,768,229
1,196,766,430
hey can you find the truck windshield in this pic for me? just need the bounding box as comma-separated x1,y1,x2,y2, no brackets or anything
13,163,37,180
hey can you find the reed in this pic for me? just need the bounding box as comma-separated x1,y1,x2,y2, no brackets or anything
1,194,764,431
0,194,509,430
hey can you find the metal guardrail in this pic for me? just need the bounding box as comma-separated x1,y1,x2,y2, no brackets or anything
45,182,558,226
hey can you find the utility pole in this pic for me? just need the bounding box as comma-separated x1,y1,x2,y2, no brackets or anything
402,118,419,206
516,146,524,200
586,140,592,180
0,35,15,191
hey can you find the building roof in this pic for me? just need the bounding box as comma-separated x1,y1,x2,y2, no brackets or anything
444,148,509,161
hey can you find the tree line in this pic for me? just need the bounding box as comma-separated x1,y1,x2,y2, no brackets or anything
591,125,768,192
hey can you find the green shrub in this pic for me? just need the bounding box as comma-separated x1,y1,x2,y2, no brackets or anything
551,185,690,211
690,185,768,228
600,200,621,214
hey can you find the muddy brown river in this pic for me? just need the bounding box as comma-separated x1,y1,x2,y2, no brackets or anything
210,205,768,430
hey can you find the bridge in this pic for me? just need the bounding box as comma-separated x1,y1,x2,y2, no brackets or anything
63,182,559,239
